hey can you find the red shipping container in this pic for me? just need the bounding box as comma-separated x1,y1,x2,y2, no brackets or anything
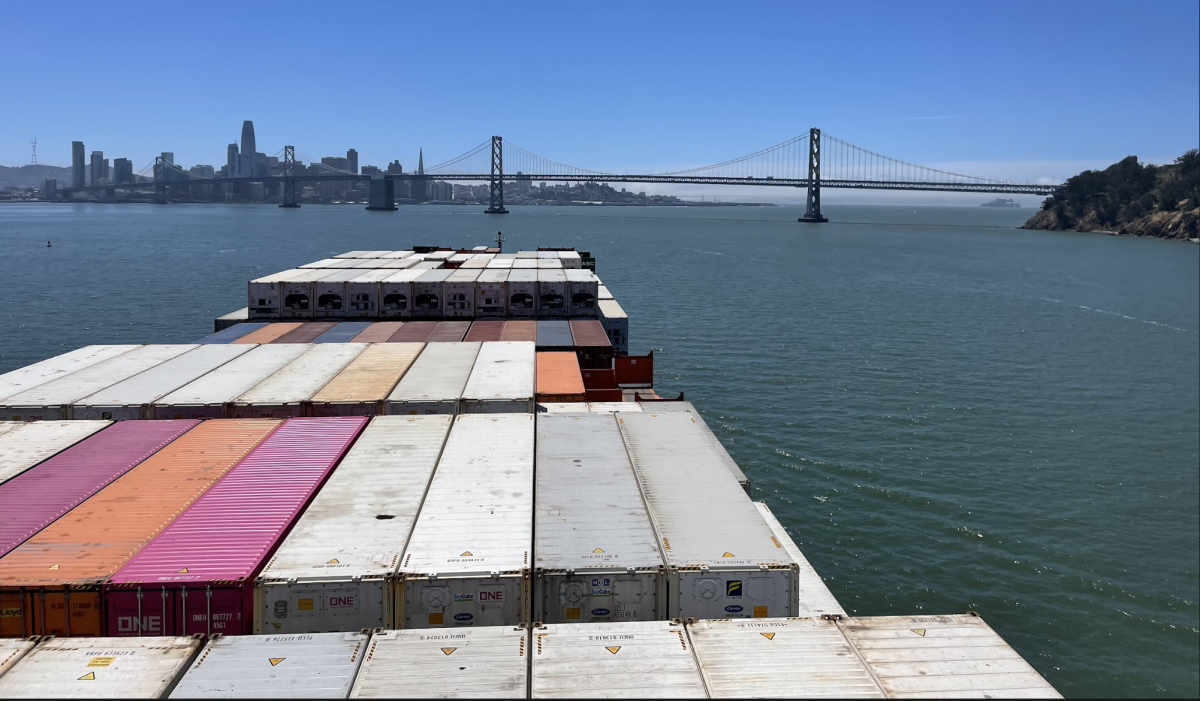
103,416,367,637
388,321,437,343
585,388,624,403
500,320,537,342
569,320,614,370
463,321,504,342
0,421,197,559
581,368,616,390
428,321,470,342
616,353,654,387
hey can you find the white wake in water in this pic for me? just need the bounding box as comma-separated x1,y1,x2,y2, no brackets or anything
1041,298,1186,332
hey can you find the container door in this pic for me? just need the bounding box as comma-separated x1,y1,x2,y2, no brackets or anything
675,570,792,620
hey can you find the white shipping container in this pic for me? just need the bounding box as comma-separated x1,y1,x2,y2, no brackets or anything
349,627,528,698
0,345,142,403
396,414,534,629
536,269,568,317
598,284,614,300
515,250,538,258
346,269,396,318
530,621,707,698
0,638,37,679
443,269,480,318
558,251,582,269
409,260,442,270
412,269,453,319
380,250,415,259
386,342,480,415
248,269,310,319
535,402,588,414
461,342,535,413
334,251,372,258
838,614,1062,699
312,270,363,318
638,402,750,493
485,258,515,269
616,411,798,620
535,414,665,624
512,259,538,269
565,269,599,317
448,253,472,265
506,270,539,317
0,420,111,485
74,345,255,421
597,299,629,353
460,255,494,269
687,617,885,698
378,258,418,269
230,344,367,418
299,258,344,269
535,251,558,259
169,632,369,699
256,416,453,634
474,269,509,319
351,259,388,269
379,269,424,319
535,258,562,269
281,270,341,320
422,251,454,261
0,345,198,421
0,636,202,698
588,402,642,413
324,259,382,269
152,345,311,420
753,501,845,616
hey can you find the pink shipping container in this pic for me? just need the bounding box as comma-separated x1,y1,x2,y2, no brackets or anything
0,421,197,559
103,416,367,637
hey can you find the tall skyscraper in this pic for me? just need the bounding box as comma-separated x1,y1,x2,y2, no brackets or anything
347,149,359,174
412,148,429,202
114,158,133,185
90,151,104,186
239,121,256,178
72,141,85,190
226,143,239,178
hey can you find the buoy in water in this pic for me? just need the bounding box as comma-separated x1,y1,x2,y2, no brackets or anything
47,241,52,247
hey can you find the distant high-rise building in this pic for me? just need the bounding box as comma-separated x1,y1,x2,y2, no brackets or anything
386,160,404,175
321,156,350,172
238,121,256,178
412,148,429,202
361,165,380,177
347,149,358,174
90,151,104,186
160,152,174,165
42,179,57,199
71,141,85,190
240,121,256,160
114,158,133,185
226,143,239,178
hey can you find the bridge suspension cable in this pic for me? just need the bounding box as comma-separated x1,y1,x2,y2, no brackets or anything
425,140,491,175
818,132,1014,185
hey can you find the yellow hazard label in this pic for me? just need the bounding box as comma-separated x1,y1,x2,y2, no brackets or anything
269,658,285,666
753,606,768,618
78,672,96,681
460,551,473,557
48,564,60,570
429,613,444,625
441,648,456,656
87,657,115,667
760,633,776,640
605,646,621,654
911,629,926,636
566,608,581,620
298,599,314,611
177,567,189,574
592,548,605,553
326,559,339,564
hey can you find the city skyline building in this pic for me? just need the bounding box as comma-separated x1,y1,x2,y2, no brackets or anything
238,121,256,178
89,151,104,186
71,141,85,189
347,149,358,175
114,158,133,185
412,148,428,202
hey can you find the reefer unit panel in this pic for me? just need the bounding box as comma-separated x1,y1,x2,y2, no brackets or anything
75,345,255,421
396,414,534,629
506,270,539,318
0,638,36,678
461,342,535,414
565,269,599,317
0,420,278,638
379,269,423,319
0,420,110,485
0,636,202,699
104,417,368,637
411,269,453,319
153,345,310,419
350,322,404,343
311,270,362,318
280,270,341,320
309,344,423,416
197,324,266,344
346,269,395,318
230,344,366,418
349,627,528,698
312,322,372,344
474,270,509,318
385,342,480,416
0,345,197,421
687,617,885,698
443,269,480,318
616,411,799,620
256,416,453,634
535,414,665,624
536,269,568,317
0,345,141,402
597,299,629,354
837,614,1062,699
753,501,845,616
248,269,309,319
530,621,707,698
169,631,370,699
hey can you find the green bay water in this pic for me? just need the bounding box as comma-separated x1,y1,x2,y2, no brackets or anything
1,202,1197,697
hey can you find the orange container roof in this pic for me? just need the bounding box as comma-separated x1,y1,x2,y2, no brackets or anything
0,419,281,588
536,352,585,396
235,323,302,344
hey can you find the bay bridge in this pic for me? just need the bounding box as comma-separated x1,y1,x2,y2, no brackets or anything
83,129,1060,223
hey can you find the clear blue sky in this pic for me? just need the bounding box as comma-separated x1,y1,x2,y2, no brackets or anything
3,0,1197,185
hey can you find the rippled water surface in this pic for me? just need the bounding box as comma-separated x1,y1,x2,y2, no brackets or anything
1,202,1198,697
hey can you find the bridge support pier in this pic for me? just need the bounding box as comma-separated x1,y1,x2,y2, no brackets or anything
798,127,828,223
485,135,509,214
366,177,397,211
279,145,301,208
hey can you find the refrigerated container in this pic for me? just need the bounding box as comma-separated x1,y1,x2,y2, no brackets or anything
536,269,568,316
500,320,537,342
412,269,453,319
378,258,419,269
152,345,309,420
535,321,574,352
422,250,454,261
0,345,195,421
461,342,535,413
231,344,366,418
0,636,202,698
0,638,36,678
409,260,442,270
534,414,664,624
474,269,508,318
380,250,414,259
169,631,370,699
349,627,528,698
535,403,588,414
485,257,515,269
598,284,614,300
197,323,266,344
256,416,453,634
597,299,629,353
272,322,338,344
463,321,503,342
388,321,436,343
0,420,111,485
506,270,538,317
530,621,706,698
104,417,368,637
686,617,885,698
837,613,1062,699
616,411,799,620
565,269,599,317
299,258,344,269
588,402,641,413
558,251,582,269
569,320,613,369
536,258,562,269
0,345,142,402
516,250,538,258
443,269,479,318
636,402,750,493
385,342,480,416
313,322,372,344
351,322,404,343
512,259,538,269
0,420,278,638
234,323,302,344
334,251,372,258
460,255,494,269
309,344,423,416
378,269,423,319
248,269,309,319
448,253,472,267
395,414,534,629
350,259,389,269
753,501,845,616
534,353,585,404
280,270,341,320
345,269,394,318
311,269,361,318
74,345,255,421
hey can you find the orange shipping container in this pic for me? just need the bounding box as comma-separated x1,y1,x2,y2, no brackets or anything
309,343,424,416
500,320,537,342
234,323,303,344
0,419,280,638
536,352,586,403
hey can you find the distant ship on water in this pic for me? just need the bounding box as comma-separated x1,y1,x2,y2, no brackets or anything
981,198,1021,208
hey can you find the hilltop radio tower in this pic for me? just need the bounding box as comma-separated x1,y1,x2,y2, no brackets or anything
30,137,37,165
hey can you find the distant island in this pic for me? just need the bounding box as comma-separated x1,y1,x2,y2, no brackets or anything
982,198,1021,208
1022,150,1198,240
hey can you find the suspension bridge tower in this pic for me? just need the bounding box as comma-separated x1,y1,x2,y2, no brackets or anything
798,128,827,223
279,146,300,208
485,136,509,214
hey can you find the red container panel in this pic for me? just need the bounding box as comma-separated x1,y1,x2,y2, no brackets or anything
615,353,654,387
388,321,437,343
428,321,470,342
463,321,504,342
585,388,624,402
271,322,338,343
570,320,614,370
104,416,367,636
581,368,617,390
500,321,537,342
0,421,197,558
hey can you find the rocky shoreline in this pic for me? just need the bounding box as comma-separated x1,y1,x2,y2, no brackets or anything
1022,206,1199,241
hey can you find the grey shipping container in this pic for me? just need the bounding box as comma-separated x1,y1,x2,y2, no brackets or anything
565,269,599,317
379,269,424,319
536,269,568,317
349,627,528,698
506,270,539,318
412,269,453,319
535,414,665,624
474,269,509,318
753,501,845,616
386,342,481,415
0,345,142,403
443,269,480,318
535,321,574,351
0,636,203,698
169,632,370,698
0,638,37,679
638,401,750,492
313,322,373,344
597,299,629,354
230,344,367,418
153,344,311,419
461,342,535,413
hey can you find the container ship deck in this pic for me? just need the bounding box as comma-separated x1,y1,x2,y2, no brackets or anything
0,246,1061,698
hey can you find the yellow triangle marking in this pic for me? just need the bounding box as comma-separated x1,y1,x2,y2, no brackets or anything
722,552,735,558
760,632,775,640
592,548,605,553
78,672,95,681
911,629,926,637
269,658,285,666
605,646,621,654
441,647,456,656
326,559,339,564
48,564,60,570
460,551,473,557
177,567,188,573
